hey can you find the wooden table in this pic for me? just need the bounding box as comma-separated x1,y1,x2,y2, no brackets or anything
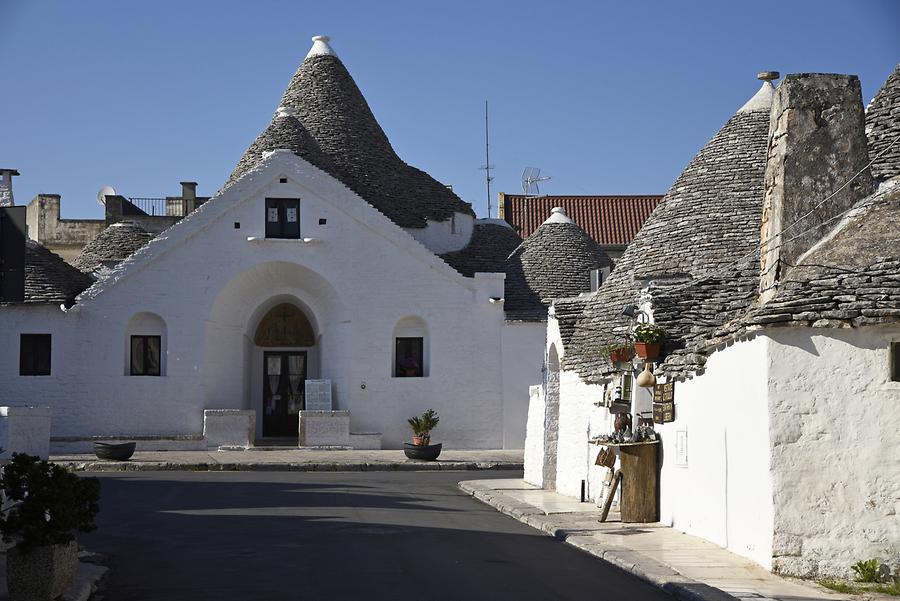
590,440,659,523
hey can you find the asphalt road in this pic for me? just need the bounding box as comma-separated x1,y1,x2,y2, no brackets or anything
81,471,671,601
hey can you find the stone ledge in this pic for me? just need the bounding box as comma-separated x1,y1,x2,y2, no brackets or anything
57,460,523,473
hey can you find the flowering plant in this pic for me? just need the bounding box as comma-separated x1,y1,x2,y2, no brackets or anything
633,323,665,344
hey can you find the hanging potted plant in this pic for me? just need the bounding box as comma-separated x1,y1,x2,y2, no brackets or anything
403,409,442,461
633,323,665,360
600,343,635,364
0,453,101,601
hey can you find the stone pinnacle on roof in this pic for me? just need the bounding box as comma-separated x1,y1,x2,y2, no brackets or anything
738,71,779,113
306,35,336,59
543,207,576,224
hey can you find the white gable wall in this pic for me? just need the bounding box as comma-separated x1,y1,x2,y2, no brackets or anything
501,321,545,448
0,154,511,449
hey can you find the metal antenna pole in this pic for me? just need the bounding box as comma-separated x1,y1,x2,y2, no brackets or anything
481,100,495,218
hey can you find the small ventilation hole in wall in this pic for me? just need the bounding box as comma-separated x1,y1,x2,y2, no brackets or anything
319,218,327,225
279,177,288,184
234,222,241,229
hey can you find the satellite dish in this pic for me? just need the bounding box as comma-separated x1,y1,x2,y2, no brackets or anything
96,186,117,207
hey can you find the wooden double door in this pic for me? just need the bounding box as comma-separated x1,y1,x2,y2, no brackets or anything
263,351,307,437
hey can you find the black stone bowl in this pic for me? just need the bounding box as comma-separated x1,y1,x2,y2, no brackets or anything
403,442,442,461
93,441,136,461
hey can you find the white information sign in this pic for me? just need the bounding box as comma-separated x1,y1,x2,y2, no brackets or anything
305,379,333,411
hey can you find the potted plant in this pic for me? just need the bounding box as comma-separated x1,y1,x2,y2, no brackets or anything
403,409,442,461
0,453,101,601
633,323,665,360
600,343,635,364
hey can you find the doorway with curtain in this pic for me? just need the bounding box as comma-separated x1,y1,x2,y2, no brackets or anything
262,351,307,437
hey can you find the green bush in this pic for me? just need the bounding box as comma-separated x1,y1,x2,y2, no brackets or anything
851,559,882,583
633,323,666,344
0,453,101,553
407,409,440,444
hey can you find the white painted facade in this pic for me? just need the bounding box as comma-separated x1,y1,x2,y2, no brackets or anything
527,310,900,578
405,212,474,254
0,151,540,450
500,321,545,448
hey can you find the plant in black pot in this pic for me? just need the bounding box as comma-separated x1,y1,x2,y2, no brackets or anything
0,453,101,601
403,409,442,461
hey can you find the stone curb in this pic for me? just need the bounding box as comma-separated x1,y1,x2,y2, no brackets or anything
458,481,738,601
57,461,524,473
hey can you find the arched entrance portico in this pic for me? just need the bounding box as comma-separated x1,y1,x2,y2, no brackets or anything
205,261,349,443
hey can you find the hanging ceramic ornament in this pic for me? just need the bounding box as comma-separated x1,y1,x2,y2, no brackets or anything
635,362,657,388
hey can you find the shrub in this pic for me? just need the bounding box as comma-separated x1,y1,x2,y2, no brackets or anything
633,323,666,344
0,453,101,553
407,409,440,444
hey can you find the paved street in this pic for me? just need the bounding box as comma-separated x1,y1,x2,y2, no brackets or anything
81,471,671,600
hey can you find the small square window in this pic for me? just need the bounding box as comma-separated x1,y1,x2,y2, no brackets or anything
395,337,424,378
131,335,161,376
265,198,300,239
892,342,900,382
20,334,51,376
234,222,241,229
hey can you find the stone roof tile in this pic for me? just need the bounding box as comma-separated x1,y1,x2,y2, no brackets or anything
866,63,900,182
14,240,95,306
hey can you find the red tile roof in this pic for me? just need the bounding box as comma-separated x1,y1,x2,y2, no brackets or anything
500,194,662,247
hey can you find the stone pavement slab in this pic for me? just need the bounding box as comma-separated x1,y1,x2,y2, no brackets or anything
52,449,523,472
459,479,852,601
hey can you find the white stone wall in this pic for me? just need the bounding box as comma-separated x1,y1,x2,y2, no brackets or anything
0,153,518,450
501,321,546,448
766,326,900,578
524,384,545,486
656,336,773,569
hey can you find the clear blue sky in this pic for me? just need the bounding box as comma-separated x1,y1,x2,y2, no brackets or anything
1,0,897,219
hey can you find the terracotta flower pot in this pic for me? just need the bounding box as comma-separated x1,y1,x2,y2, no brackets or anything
634,342,661,360
608,347,634,363
7,540,78,601
412,435,426,446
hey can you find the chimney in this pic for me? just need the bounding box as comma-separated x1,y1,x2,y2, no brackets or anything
758,73,874,302
181,181,197,214
0,205,27,302
0,169,20,207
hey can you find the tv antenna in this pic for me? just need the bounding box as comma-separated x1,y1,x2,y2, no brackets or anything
96,185,117,207
521,167,551,196
479,100,495,218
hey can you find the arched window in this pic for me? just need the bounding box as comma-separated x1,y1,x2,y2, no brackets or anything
392,316,429,377
254,303,315,347
125,312,167,376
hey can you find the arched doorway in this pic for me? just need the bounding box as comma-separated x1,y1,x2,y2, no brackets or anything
254,302,316,437
543,344,561,490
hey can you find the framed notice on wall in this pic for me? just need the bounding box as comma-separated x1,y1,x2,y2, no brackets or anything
305,379,333,411
653,382,675,424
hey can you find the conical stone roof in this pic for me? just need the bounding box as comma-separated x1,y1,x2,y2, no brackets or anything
439,221,522,277
231,36,474,229
502,208,613,321
866,63,900,182
18,241,95,306
74,221,154,273
562,80,775,381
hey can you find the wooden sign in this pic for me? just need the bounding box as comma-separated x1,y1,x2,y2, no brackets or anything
653,382,674,403
653,401,675,424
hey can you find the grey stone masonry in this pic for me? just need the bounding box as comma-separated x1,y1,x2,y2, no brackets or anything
759,74,874,303
564,101,771,382
866,63,900,182
502,220,613,322
239,53,474,229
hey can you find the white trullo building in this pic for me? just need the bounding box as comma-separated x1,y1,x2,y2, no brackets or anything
526,65,900,579
0,36,608,452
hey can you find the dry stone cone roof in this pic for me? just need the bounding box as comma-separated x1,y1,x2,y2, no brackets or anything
19,240,95,306
502,208,613,321
866,63,900,182
74,221,154,273
229,36,474,229
563,80,775,381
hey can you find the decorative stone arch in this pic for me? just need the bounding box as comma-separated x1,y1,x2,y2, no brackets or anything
543,343,561,490
392,316,429,377
124,312,167,376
